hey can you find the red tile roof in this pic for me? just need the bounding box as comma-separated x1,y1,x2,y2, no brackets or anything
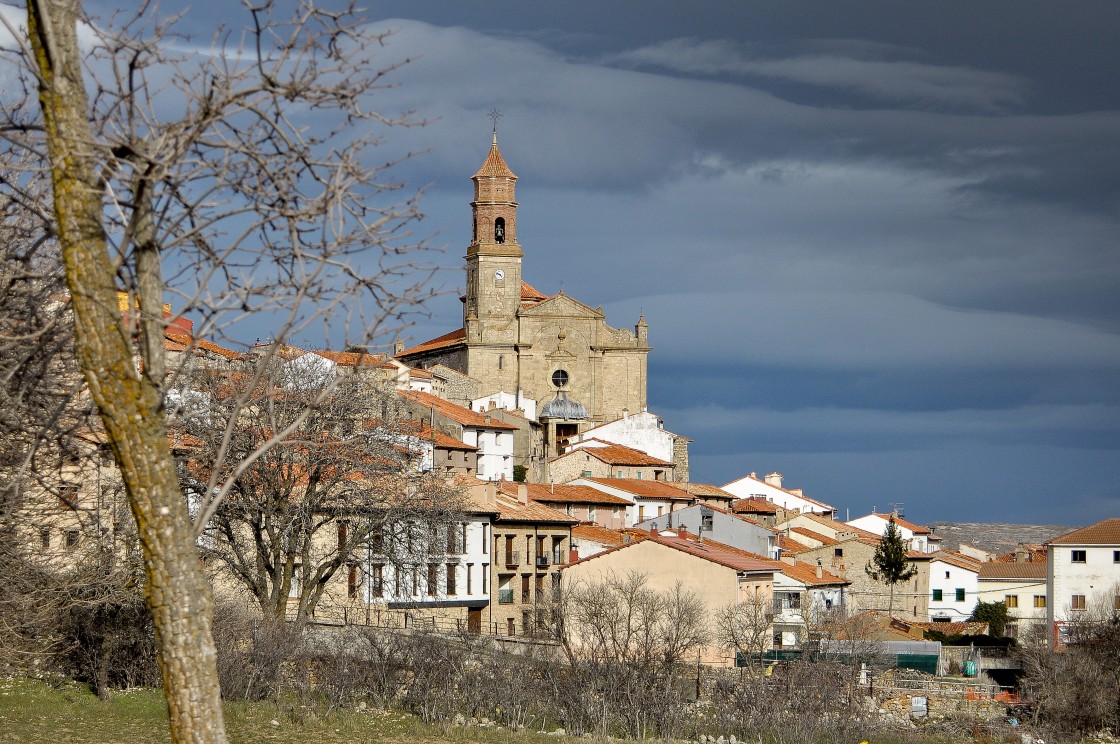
582,478,696,501
520,281,549,302
977,562,1047,580
310,349,387,367
1048,518,1120,545
780,560,850,587
560,440,673,467
494,492,577,525
569,532,780,574
391,420,476,451
572,522,629,547
164,332,243,360
665,482,736,501
732,497,779,514
473,140,517,179
399,389,518,431
929,551,983,572
871,512,931,535
395,327,467,358
497,482,632,506
776,534,812,554
790,527,838,546
909,620,990,637
992,545,1047,563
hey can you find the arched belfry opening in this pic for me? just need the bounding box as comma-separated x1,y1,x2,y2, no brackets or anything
494,217,506,244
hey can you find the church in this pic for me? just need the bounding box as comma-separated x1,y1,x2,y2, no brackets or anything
395,132,652,464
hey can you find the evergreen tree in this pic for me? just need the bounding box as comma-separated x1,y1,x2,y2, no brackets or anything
865,514,918,616
970,600,1011,637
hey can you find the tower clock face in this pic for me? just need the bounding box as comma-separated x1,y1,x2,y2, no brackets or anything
494,269,505,280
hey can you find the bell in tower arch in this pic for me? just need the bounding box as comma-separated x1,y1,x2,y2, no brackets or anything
494,217,506,244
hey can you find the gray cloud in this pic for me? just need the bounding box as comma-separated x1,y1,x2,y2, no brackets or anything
606,38,1030,113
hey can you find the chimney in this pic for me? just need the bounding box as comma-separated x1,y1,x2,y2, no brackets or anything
781,556,796,566
1014,546,1028,563
649,525,657,536
816,560,823,579
765,472,783,488
517,484,528,505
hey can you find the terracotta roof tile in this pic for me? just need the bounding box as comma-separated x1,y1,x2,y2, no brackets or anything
977,562,1047,580
494,492,577,525
664,482,736,500
391,420,476,451
164,332,243,360
520,280,549,302
497,482,631,506
1048,518,1120,545
910,620,990,637
473,140,517,179
929,551,983,572
780,560,850,587
583,478,697,501
395,327,467,358
572,522,628,547
777,534,812,554
790,527,838,545
871,512,932,535
560,440,674,467
399,389,518,431
732,497,779,514
310,349,387,367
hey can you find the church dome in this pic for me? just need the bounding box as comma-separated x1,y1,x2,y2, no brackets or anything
539,391,588,421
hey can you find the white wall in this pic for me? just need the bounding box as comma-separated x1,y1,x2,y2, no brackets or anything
568,410,675,462
927,560,979,622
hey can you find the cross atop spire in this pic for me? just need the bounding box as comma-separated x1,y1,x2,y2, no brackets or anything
488,107,502,143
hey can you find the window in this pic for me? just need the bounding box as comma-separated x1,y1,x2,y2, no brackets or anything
466,564,473,595
371,565,384,598
427,564,438,595
58,483,79,510
1071,594,1087,611
551,369,569,388
337,521,348,553
1034,595,1046,608
1071,550,1086,563
347,564,359,599
1114,594,1120,611
446,564,457,596
636,471,642,480
638,506,645,521
944,571,950,579
482,564,489,593
616,470,623,478
955,588,966,602
1114,550,1120,563
932,589,943,602
39,528,50,549
1005,594,1018,609
834,548,843,558
582,470,592,478
588,507,597,523
64,530,80,549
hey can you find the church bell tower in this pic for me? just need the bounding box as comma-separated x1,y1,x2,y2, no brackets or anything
464,128,523,334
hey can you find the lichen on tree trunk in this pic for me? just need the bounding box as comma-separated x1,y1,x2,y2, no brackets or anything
25,1,228,741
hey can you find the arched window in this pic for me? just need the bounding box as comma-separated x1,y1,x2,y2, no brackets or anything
494,217,506,244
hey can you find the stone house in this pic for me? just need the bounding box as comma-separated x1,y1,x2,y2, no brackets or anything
550,439,675,484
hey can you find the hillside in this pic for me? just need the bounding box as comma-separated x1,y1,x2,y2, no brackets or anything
927,521,1069,555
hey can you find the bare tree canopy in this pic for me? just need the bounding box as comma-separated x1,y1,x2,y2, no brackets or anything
1,1,435,741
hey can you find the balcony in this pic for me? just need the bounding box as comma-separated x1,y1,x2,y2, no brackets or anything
503,551,521,567
498,588,513,604
535,555,550,569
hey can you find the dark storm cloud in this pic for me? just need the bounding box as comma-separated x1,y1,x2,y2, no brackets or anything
72,1,1120,523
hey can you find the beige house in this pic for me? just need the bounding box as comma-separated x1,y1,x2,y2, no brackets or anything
796,536,933,622
562,531,780,666
550,439,674,484
496,481,630,529
977,557,1048,639
490,486,577,638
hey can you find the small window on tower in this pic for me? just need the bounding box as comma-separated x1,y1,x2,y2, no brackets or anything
494,217,506,243
551,369,569,388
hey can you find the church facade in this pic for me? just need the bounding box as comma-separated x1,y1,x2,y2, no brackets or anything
396,134,650,458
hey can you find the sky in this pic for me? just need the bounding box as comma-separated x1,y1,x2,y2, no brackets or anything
67,2,1120,525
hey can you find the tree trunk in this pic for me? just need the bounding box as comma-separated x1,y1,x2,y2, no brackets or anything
25,2,228,742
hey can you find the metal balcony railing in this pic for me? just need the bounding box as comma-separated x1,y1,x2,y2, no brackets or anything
498,588,514,604
503,551,521,567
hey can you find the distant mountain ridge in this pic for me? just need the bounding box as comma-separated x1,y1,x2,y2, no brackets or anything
926,521,1070,555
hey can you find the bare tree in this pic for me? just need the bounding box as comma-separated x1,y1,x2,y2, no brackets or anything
3,2,435,741
714,590,774,668
180,355,464,622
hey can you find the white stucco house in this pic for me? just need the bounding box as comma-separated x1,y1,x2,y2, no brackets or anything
771,559,849,648
927,551,982,622
1046,518,1120,647
846,512,942,554
721,471,835,517
565,409,684,464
